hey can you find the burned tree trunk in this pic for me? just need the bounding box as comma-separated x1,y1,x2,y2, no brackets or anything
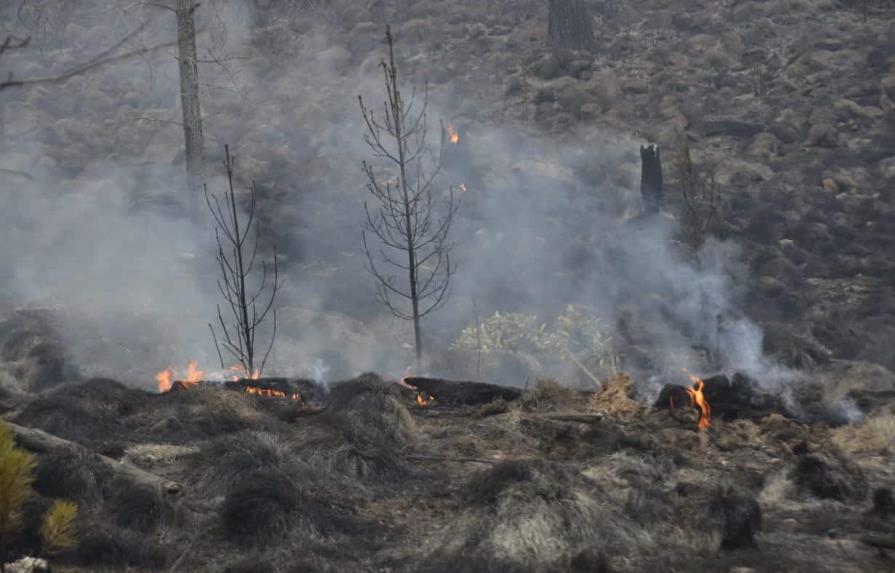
640,144,663,214
176,0,206,204
548,0,594,50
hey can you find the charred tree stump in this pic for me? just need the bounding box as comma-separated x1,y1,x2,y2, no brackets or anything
548,0,594,50
640,144,663,214
403,377,523,406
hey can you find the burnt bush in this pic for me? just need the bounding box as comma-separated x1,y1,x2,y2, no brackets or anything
108,478,171,532
75,526,169,569
792,452,868,502
221,469,302,546
709,486,762,550
33,447,113,505
196,431,296,495
467,461,533,506
869,487,895,518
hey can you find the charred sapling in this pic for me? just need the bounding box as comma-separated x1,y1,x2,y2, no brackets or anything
359,26,460,363
548,0,594,50
674,145,720,252
205,146,280,379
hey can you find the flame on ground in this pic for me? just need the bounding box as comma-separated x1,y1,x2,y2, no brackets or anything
685,376,711,430
229,365,261,381
458,183,468,194
245,386,301,401
155,360,204,393
416,391,436,407
447,125,460,145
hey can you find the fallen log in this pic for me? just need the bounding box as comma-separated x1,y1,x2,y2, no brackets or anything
6,421,182,497
403,377,523,406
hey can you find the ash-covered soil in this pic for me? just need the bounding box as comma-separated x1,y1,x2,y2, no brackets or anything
2,373,894,572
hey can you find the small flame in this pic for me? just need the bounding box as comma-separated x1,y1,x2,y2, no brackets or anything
416,391,436,407
458,183,468,194
245,386,301,401
447,125,460,145
155,367,174,393
685,376,711,430
229,365,261,381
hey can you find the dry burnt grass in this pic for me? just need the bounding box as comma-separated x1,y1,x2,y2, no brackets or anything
2,374,894,572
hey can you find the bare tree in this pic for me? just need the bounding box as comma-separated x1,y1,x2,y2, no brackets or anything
674,146,720,253
359,26,460,364
205,145,280,379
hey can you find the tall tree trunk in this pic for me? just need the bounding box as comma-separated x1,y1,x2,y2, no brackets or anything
176,0,205,206
548,0,594,50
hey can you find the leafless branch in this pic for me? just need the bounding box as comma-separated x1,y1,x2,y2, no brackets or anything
205,145,281,377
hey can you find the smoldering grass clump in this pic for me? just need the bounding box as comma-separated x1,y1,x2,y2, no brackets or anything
220,467,361,548
791,452,868,502
75,525,169,569
323,375,418,482
192,430,302,496
138,385,287,441
107,478,172,532
33,447,113,506
709,486,762,550
13,378,148,445
423,460,648,571
466,460,532,506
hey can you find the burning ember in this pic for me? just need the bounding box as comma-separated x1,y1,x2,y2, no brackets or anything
415,391,436,407
685,376,711,430
447,125,460,145
244,386,301,401
155,361,204,393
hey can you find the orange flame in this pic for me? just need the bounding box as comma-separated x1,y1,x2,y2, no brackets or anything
155,367,174,393
415,391,436,407
458,183,468,194
685,376,711,430
155,360,204,393
447,125,459,145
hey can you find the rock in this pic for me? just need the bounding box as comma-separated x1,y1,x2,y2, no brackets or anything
748,132,781,160
878,157,895,180
792,452,868,502
807,123,838,148
880,74,895,101
4,557,49,573
833,98,884,120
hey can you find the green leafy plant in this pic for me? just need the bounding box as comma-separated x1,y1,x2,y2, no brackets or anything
39,499,77,555
452,306,621,386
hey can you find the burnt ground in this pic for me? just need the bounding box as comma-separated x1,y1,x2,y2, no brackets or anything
1,373,893,572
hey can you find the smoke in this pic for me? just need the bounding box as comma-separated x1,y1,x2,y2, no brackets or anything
0,0,793,391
